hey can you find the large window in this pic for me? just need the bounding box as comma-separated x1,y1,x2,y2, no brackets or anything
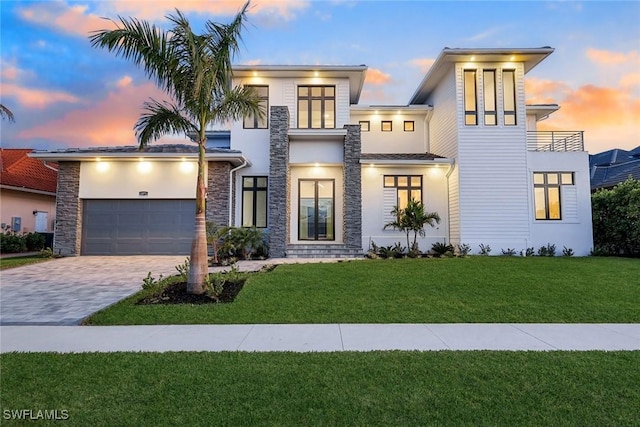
298,86,335,129
483,70,497,126
299,179,334,241
533,172,574,220
502,70,517,126
463,70,478,126
243,86,268,129
384,175,422,209
242,176,268,228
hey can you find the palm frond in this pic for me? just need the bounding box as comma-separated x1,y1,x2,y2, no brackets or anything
208,85,263,125
0,104,15,122
135,99,195,147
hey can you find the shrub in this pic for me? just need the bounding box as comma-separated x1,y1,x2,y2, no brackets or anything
39,247,53,258
501,248,517,256
592,177,640,257
537,244,556,257
431,242,454,257
141,272,164,290
525,247,535,257
562,246,574,257
456,243,471,258
25,232,45,251
478,244,491,256
0,232,27,253
175,258,190,281
391,242,406,258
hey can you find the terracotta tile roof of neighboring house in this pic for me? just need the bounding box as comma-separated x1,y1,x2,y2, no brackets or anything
0,148,58,194
589,145,640,190
360,153,446,162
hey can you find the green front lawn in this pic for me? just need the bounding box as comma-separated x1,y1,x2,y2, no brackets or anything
84,257,640,325
1,351,638,426
0,255,50,270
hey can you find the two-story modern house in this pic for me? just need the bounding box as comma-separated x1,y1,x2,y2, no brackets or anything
31,46,594,257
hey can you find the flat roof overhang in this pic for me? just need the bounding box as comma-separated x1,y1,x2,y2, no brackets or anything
410,47,555,104
29,151,251,167
526,104,560,121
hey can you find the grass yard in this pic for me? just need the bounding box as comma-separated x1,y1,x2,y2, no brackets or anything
84,256,640,325
0,255,50,270
1,351,638,426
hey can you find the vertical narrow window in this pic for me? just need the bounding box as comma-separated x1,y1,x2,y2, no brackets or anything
533,172,574,220
464,70,477,125
383,175,422,209
242,176,268,228
503,70,517,126
359,121,370,132
483,70,497,126
299,179,334,241
297,86,335,129
243,86,268,129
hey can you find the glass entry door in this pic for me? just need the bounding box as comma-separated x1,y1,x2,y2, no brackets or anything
299,179,334,241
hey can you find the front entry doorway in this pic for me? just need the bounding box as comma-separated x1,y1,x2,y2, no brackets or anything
298,179,334,241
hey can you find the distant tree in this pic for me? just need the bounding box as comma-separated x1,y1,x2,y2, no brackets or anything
1,104,15,122
592,177,640,257
90,1,263,294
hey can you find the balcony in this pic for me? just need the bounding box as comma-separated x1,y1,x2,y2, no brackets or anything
527,131,584,152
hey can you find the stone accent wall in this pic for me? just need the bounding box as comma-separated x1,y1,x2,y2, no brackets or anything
268,106,290,258
207,162,231,227
54,162,82,256
343,125,363,250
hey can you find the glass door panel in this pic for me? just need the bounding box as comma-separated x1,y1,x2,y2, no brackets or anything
299,179,334,241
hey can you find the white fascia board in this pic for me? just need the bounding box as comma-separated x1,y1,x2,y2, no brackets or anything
29,152,251,166
350,105,433,113
0,184,56,196
359,158,454,166
526,104,560,121
288,128,348,141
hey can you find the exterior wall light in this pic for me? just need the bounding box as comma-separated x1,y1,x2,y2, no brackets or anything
137,160,152,174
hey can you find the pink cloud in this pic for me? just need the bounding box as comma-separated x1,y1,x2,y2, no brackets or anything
116,76,133,88
365,68,391,86
2,83,80,109
2,65,19,80
16,82,181,147
586,48,640,66
18,1,117,37
409,58,435,74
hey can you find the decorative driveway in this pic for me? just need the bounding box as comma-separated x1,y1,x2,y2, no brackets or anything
0,256,187,325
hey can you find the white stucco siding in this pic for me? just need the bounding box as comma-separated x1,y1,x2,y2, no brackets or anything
79,161,197,199
527,151,593,256
289,166,344,244
426,72,458,159
289,140,344,164
354,112,428,154
361,165,449,252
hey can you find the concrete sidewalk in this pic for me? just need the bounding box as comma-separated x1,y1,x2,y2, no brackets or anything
1,323,639,353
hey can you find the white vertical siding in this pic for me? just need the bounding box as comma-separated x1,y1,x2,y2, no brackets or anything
454,62,531,250
447,167,460,244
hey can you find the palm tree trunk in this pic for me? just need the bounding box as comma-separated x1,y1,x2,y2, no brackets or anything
187,141,209,294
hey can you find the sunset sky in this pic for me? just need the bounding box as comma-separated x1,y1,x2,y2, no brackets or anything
1,0,638,154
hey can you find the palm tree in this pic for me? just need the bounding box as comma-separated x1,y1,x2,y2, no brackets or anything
1,104,15,122
90,1,263,294
384,199,440,251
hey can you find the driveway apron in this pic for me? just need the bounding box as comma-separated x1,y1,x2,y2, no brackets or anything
0,256,187,325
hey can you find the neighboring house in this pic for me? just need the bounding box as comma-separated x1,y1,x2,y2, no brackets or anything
31,46,594,256
589,146,640,190
1,149,58,234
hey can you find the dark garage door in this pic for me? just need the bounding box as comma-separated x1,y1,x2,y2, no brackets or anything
82,199,195,255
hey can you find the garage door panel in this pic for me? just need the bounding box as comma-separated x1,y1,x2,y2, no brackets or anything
82,199,195,255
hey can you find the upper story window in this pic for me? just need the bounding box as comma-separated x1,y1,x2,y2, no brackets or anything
463,70,477,126
533,172,574,220
483,70,497,126
298,86,335,129
243,85,269,129
502,70,517,126
404,121,415,132
381,121,392,132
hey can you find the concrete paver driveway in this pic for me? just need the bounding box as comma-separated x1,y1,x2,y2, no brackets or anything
0,256,187,325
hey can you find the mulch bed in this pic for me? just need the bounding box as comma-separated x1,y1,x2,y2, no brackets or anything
136,279,246,305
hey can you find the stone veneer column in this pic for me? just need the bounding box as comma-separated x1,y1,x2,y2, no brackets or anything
268,106,290,258
207,162,231,226
343,124,363,250
54,161,82,256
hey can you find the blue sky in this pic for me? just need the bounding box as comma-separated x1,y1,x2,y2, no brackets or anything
1,0,638,153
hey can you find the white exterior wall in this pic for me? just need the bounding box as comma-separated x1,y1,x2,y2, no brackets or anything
353,111,428,154
527,151,593,255
361,165,449,252
289,165,344,244
455,62,532,252
79,161,197,199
